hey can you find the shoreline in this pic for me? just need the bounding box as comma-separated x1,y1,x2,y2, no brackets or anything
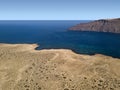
0,43,119,59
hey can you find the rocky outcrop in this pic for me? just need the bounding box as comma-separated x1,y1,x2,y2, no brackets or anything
69,18,120,33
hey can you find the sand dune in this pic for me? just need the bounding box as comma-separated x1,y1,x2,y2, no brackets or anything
0,44,120,90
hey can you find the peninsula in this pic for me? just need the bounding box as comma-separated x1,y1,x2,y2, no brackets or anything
0,44,120,90
69,18,120,33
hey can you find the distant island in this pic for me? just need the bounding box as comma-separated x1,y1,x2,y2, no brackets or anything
69,18,120,33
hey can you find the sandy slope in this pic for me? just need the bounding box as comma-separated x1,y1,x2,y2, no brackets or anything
0,44,120,90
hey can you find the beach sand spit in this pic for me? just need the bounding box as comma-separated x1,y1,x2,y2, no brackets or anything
0,44,120,90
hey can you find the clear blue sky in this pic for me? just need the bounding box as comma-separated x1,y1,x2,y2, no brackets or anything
0,0,119,20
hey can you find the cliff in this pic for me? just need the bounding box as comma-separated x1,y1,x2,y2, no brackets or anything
69,18,120,33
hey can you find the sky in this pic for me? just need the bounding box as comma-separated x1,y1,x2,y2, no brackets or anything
0,0,120,20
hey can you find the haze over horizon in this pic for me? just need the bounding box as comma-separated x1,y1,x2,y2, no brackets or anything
0,0,119,20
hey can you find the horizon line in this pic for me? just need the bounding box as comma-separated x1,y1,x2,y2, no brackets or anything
0,19,94,21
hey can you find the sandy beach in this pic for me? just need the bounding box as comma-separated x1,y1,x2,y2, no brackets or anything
0,44,120,90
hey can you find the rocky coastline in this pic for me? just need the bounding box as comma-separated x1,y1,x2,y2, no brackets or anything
69,18,120,33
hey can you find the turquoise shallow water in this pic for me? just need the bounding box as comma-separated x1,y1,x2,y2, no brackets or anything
0,20,120,58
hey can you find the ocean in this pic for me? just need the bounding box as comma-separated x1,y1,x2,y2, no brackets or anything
0,20,120,58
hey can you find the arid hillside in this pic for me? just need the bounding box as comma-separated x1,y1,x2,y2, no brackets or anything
0,44,120,90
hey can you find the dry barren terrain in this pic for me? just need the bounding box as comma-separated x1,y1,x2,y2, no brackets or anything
0,44,120,90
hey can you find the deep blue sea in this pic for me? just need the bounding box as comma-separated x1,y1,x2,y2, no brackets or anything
0,20,120,58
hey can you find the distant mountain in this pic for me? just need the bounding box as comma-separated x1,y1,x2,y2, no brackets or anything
69,18,120,33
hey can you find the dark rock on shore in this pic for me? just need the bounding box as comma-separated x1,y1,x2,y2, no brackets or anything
69,18,120,33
